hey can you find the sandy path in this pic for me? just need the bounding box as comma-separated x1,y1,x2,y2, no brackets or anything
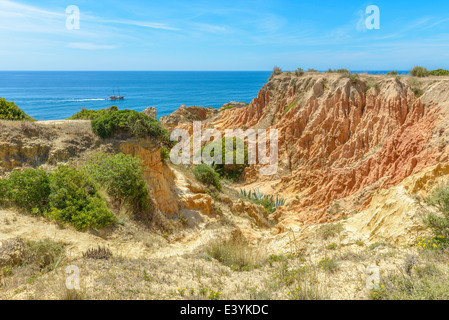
0,210,148,259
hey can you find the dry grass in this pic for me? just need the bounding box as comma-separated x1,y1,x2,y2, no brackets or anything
205,236,266,271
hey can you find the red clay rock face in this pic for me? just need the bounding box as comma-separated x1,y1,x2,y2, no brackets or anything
164,72,449,227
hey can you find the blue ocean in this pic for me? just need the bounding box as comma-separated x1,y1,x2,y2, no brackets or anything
0,71,409,121
0,71,272,120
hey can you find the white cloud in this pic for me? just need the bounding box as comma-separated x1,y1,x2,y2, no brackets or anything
67,42,117,50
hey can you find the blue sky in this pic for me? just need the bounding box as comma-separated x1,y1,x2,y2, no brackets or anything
1,0,449,70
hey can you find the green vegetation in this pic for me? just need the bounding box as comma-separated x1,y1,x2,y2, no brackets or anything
295,68,304,76
0,166,117,230
160,147,170,162
349,73,360,84
272,66,282,76
91,109,170,144
421,182,449,248
0,98,34,121
326,243,338,250
327,68,350,74
67,106,118,120
412,87,424,97
205,237,263,271
201,137,248,181
193,164,222,191
46,166,117,230
366,81,380,93
307,68,318,72
410,66,430,77
0,168,50,213
429,69,449,76
26,239,66,272
387,71,398,76
239,188,286,213
369,257,448,300
284,99,298,114
219,106,234,112
319,223,344,240
85,153,150,213
317,257,339,273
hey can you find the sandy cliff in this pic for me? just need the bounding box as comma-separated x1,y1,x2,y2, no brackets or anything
163,72,449,230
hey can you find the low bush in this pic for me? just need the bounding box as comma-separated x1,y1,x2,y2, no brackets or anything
67,106,118,120
421,182,449,248
201,137,249,181
272,66,282,76
387,71,398,76
410,66,429,77
0,166,117,230
193,164,221,190
160,147,170,162
370,260,448,300
319,223,344,240
0,98,34,121
1,168,50,213
295,68,304,76
25,239,65,272
91,109,170,144
47,166,117,230
205,237,264,271
85,153,150,212
429,69,449,76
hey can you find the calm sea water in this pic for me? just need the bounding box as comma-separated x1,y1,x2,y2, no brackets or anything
0,70,408,121
0,71,272,120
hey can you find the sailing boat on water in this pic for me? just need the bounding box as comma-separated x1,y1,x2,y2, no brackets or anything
108,88,125,100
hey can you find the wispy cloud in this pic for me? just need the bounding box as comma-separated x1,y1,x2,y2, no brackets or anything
91,17,179,31
67,42,118,50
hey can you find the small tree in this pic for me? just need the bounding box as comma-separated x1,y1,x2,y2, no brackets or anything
272,66,282,76
410,66,429,77
295,68,304,76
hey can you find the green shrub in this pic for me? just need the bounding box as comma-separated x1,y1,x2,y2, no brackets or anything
201,137,248,181
349,73,360,84
319,223,344,240
47,166,116,230
327,68,350,74
422,182,449,247
1,168,50,213
410,66,429,77
272,66,282,76
85,153,149,212
317,257,339,273
387,71,398,76
67,106,118,120
412,87,424,97
91,109,170,144
429,69,449,76
193,164,221,190
295,68,304,76
0,98,34,121
307,68,318,72
0,166,116,230
160,147,170,162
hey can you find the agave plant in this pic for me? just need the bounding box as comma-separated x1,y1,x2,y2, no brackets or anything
239,188,286,212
